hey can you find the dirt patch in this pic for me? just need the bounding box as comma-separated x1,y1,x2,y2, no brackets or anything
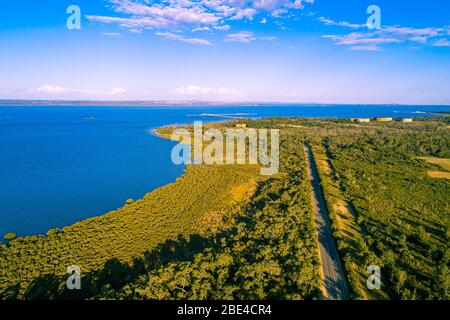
229,178,258,203
418,157,450,171
427,171,450,179
333,202,350,215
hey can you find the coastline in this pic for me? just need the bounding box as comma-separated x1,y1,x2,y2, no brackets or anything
2,116,449,300
2,125,186,242
1,130,262,297
3,109,449,241
149,128,163,138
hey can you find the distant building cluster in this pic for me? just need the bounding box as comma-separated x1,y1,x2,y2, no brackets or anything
376,117,393,122
351,117,413,123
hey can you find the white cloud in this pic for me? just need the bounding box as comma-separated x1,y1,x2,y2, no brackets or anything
225,31,256,43
230,8,257,20
102,32,122,36
109,87,127,95
432,39,450,47
86,0,314,33
192,24,230,32
323,25,450,50
349,45,383,52
36,85,74,95
261,17,267,24
214,24,231,31
260,35,278,41
254,0,287,10
318,16,365,29
156,32,212,45
33,85,127,97
383,26,443,38
192,26,211,32
271,8,288,18
325,34,402,46
174,85,239,98
86,16,157,32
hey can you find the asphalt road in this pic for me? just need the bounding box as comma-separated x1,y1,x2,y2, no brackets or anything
304,144,350,300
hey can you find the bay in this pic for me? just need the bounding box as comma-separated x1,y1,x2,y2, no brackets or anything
0,104,448,238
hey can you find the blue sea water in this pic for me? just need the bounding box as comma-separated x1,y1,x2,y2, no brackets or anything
0,104,449,238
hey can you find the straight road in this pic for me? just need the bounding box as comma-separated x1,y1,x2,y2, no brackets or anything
304,144,350,300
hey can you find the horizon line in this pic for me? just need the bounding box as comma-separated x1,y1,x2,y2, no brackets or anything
0,99,449,107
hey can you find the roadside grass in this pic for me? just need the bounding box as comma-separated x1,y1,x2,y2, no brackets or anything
311,144,391,300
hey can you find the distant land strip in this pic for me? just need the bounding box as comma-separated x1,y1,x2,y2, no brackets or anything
1,100,449,107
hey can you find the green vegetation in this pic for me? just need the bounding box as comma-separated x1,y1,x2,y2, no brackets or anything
103,131,321,300
240,115,449,299
0,122,322,300
310,145,388,299
0,163,261,299
326,130,449,299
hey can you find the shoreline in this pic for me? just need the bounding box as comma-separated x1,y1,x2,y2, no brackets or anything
3,125,187,243
149,128,163,138
3,112,449,242
0,129,262,297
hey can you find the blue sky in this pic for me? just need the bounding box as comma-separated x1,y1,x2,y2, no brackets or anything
0,0,449,104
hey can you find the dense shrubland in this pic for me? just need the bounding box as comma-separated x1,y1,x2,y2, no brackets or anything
326,130,449,299
244,116,449,299
0,164,261,299
100,131,321,299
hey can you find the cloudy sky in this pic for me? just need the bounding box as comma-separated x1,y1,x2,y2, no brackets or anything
0,0,449,104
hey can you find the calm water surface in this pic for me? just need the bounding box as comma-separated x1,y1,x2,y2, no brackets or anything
1,105,449,237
